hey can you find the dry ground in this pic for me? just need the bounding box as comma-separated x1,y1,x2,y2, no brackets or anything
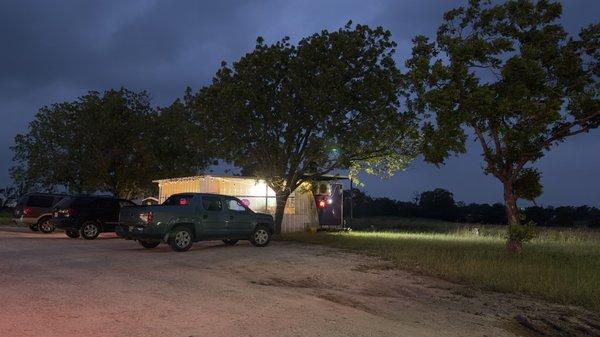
0,227,598,337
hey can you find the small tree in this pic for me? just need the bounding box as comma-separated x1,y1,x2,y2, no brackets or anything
404,0,599,247
196,23,419,233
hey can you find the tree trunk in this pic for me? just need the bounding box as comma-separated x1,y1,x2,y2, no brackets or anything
273,191,290,235
502,180,519,226
502,179,523,253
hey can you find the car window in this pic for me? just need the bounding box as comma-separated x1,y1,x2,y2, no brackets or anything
27,195,55,208
163,194,194,206
225,198,246,212
96,198,119,209
202,196,222,211
119,200,136,207
52,196,67,205
71,197,96,208
54,197,74,208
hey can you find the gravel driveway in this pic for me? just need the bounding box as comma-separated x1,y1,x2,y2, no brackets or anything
0,227,598,337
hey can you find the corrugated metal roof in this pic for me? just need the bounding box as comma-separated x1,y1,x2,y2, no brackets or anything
153,173,349,184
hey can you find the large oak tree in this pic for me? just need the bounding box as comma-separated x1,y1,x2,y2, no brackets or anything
404,0,599,237
196,23,419,233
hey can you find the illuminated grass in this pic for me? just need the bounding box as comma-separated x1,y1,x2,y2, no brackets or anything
284,227,600,312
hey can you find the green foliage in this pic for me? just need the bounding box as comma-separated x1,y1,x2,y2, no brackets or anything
151,88,213,180
513,168,542,201
404,0,600,225
0,186,18,208
11,88,210,199
507,221,537,244
194,22,419,231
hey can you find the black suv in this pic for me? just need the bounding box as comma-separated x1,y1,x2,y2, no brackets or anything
12,193,68,233
50,195,136,239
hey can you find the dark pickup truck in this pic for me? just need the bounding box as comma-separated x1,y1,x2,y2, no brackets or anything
116,193,275,252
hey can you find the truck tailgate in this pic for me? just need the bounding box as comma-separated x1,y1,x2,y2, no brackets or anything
119,206,153,226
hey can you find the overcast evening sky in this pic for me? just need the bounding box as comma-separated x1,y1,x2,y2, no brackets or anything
0,0,598,206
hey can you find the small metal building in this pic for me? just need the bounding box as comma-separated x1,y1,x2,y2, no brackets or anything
153,174,347,233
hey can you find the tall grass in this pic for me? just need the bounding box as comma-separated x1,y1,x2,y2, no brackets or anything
285,219,600,312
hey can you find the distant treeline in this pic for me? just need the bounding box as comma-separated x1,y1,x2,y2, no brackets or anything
343,188,600,228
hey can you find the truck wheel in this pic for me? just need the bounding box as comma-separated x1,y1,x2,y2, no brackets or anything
139,240,160,249
223,239,239,245
38,217,55,233
66,231,80,239
250,225,271,247
169,227,193,252
29,224,39,232
80,221,100,240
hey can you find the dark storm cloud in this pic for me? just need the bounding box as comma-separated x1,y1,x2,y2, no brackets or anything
1,0,598,206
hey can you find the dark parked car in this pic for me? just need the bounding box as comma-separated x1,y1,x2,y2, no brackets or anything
116,193,275,252
50,195,136,239
12,193,68,233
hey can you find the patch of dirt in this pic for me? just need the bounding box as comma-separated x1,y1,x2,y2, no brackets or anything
315,291,374,314
451,287,479,299
352,262,396,273
251,274,330,288
513,313,600,336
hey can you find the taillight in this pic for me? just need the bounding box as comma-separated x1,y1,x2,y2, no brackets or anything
139,212,153,225
67,208,76,217
23,207,32,215
317,199,326,209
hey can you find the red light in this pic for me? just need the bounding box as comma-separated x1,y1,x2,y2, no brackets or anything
67,208,76,217
318,200,326,209
23,207,32,215
179,198,188,205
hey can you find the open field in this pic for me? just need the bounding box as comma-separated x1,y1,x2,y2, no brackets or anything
285,218,600,313
2,226,600,336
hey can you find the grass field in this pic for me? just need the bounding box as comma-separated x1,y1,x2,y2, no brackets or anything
284,218,600,312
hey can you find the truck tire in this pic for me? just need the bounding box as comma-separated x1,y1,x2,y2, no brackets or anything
223,239,239,245
139,240,160,249
250,225,271,247
29,224,39,232
169,227,193,252
80,221,100,240
66,231,80,238
38,217,55,234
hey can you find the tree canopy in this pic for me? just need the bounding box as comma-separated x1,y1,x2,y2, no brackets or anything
195,22,419,233
404,0,599,228
11,88,210,199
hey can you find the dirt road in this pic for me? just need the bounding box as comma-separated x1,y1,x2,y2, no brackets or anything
0,227,597,337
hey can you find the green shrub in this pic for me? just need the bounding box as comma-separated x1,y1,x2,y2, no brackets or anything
507,221,537,244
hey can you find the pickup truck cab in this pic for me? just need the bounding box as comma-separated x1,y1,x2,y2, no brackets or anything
116,193,275,252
